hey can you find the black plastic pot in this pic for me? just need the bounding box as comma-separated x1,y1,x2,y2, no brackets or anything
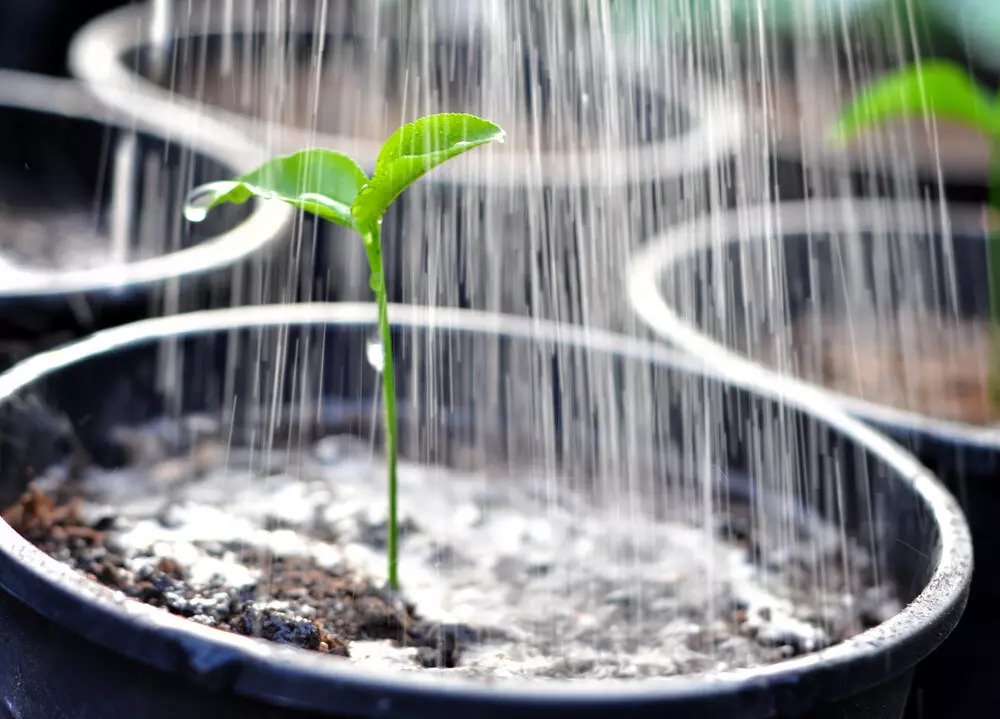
627,198,994,717
69,0,743,327
0,302,972,718
0,69,292,360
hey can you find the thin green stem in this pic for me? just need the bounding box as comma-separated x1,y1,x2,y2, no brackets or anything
364,225,399,590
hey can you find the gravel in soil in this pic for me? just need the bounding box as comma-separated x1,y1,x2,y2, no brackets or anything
2,485,471,667
3,423,900,681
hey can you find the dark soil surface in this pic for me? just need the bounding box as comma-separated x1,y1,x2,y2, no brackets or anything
2,486,469,667
0,424,899,679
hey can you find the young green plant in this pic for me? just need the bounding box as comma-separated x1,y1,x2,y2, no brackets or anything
831,60,1000,406
183,113,505,589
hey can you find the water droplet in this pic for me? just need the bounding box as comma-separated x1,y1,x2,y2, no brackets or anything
366,336,385,373
495,131,506,145
183,205,207,223
183,181,239,223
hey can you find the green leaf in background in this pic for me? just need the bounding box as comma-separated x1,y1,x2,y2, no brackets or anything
609,0,889,41
830,60,1000,145
350,113,505,231
185,149,368,230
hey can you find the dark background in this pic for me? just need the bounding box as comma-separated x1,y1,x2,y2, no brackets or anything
0,0,130,76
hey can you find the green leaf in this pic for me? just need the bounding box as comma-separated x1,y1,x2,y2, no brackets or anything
350,113,505,230
830,60,1000,145
186,149,368,230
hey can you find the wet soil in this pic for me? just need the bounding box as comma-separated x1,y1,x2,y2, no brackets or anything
751,312,998,426
1,426,897,680
0,209,120,273
2,485,469,667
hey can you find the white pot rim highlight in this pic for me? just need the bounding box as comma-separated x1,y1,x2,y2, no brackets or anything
0,69,292,298
68,1,744,190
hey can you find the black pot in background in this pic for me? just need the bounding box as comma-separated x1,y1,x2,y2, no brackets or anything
0,70,293,364
711,0,993,201
69,0,743,330
0,0,125,77
0,302,972,718
627,198,995,718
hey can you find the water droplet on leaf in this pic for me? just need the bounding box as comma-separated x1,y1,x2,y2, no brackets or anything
183,204,208,223
183,181,240,223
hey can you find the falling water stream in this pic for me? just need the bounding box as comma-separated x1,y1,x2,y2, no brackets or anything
9,0,979,684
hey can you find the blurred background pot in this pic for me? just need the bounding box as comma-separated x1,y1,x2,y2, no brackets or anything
0,69,293,367
70,0,743,330
609,1,990,200
628,197,996,717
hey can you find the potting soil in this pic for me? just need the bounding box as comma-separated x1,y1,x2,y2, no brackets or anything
3,421,897,681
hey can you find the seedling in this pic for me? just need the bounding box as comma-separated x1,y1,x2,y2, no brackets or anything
832,60,1000,407
183,113,505,589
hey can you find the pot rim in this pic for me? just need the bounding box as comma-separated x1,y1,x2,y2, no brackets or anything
628,197,1000,450
0,69,292,298
67,1,744,190
0,302,972,716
